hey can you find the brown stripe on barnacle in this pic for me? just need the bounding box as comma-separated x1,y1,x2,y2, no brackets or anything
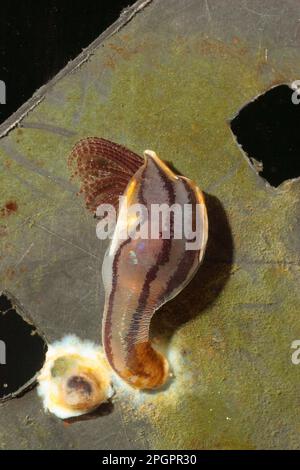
125,156,177,347
164,178,205,294
152,159,175,204
136,163,148,206
141,151,176,205
103,238,132,366
165,247,198,295
124,237,173,348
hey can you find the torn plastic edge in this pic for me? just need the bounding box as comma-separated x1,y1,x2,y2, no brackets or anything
228,81,300,194
0,0,153,140
0,290,48,403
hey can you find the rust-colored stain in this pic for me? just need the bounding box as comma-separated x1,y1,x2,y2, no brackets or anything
104,40,144,69
0,201,18,217
108,42,144,60
197,38,248,58
103,55,116,70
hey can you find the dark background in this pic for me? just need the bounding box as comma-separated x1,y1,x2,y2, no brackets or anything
0,0,136,125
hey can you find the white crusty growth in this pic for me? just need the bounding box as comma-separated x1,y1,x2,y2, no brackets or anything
37,335,113,419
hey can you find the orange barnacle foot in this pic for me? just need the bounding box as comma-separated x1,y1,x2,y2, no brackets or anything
123,342,170,390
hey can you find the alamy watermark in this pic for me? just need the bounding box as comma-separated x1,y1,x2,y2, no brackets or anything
0,340,6,364
95,197,204,251
291,340,300,365
0,80,6,104
291,80,300,105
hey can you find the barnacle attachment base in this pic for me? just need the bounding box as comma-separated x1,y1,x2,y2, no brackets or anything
37,335,113,419
123,341,170,390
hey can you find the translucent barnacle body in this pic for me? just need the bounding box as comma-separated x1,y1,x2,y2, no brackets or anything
69,139,208,390
102,151,208,389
